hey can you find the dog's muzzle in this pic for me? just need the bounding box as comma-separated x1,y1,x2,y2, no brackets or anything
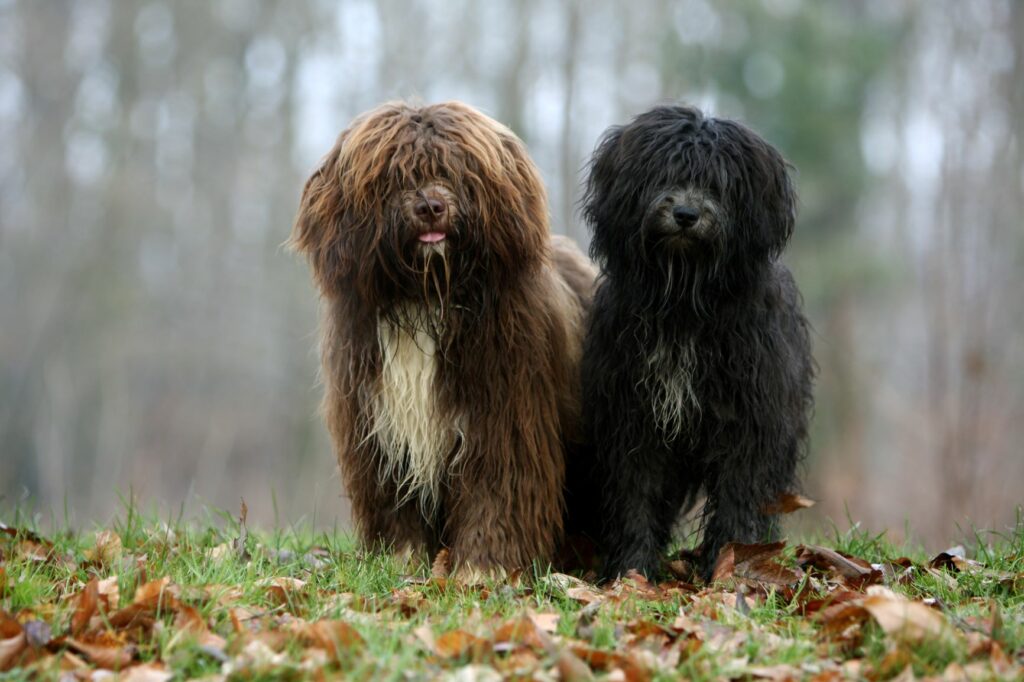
644,189,721,247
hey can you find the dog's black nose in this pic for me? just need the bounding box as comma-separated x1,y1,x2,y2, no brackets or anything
672,205,700,229
413,195,447,222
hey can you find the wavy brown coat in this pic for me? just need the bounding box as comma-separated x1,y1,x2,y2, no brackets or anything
290,101,595,572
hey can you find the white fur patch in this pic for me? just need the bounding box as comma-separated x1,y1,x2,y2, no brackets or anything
642,338,700,442
369,311,462,515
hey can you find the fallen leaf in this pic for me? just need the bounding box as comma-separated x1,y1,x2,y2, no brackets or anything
65,634,136,669
570,644,650,682
70,578,99,636
85,530,123,566
861,588,956,646
544,573,605,604
97,575,120,611
298,620,364,661
763,493,816,515
259,576,307,606
222,638,288,674
120,663,174,682
530,612,560,634
170,606,227,651
0,613,26,671
434,629,488,660
711,542,802,586
133,576,179,611
0,524,57,564
106,577,179,631
556,648,595,681
795,545,882,586
621,569,661,596
493,617,547,652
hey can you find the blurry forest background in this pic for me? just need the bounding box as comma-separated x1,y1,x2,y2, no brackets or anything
2,0,1022,548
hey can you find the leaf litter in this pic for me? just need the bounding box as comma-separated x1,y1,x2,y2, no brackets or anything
0,506,1022,680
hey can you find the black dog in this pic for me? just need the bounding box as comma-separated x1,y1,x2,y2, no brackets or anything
580,105,814,580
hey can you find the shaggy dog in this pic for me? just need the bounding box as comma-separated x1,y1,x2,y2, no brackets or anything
580,105,814,580
290,101,596,575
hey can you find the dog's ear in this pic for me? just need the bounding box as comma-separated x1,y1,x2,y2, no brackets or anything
494,132,548,265
289,140,352,295
582,125,626,256
759,152,797,257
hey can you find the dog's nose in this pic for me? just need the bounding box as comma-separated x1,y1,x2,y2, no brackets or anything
672,205,700,229
413,195,447,223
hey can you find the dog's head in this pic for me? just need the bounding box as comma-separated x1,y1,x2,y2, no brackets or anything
584,105,796,274
291,101,549,304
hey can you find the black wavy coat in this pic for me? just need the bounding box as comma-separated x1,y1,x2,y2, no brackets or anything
580,105,814,580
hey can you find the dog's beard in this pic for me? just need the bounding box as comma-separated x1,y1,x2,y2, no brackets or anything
636,189,728,318
415,242,453,320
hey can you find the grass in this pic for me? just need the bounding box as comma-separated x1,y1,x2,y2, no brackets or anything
1,504,1022,680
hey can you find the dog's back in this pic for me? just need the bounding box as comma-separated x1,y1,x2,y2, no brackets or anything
550,235,598,311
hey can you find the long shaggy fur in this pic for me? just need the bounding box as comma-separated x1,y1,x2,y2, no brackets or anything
290,101,596,573
580,105,814,580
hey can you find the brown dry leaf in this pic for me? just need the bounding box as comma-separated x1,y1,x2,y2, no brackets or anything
861,588,956,646
556,648,596,681
133,576,179,611
105,576,179,631
298,620,364,661
85,530,123,566
795,545,881,586
223,638,289,674
763,493,816,515
260,576,307,606
816,599,870,640
70,578,99,636
413,624,435,651
711,541,802,586
570,644,650,682
65,633,136,669
626,619,674,644
120,663,174,682
989,640,1013,676
620,569,661,597
530,612,560,634
545,573,605,604
171,606,227,651
0,566,6,597
0,524,57,564
0,612,26,671
928,546,967,571
493,617,549,652
97,575,120,612
434,629,488,660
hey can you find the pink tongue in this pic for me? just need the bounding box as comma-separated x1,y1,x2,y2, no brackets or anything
418,231,446,243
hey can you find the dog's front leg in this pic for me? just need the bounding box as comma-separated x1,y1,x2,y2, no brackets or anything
698,435,799,580
443,434,564,577
339,437,434,558
599,438,688,581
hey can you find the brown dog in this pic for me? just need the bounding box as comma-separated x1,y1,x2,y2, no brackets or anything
290,101,595,575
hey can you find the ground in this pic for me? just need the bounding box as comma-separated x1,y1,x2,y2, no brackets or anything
1,504,1022,681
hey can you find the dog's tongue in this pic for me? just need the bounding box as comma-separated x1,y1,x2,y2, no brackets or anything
418,231,446,243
